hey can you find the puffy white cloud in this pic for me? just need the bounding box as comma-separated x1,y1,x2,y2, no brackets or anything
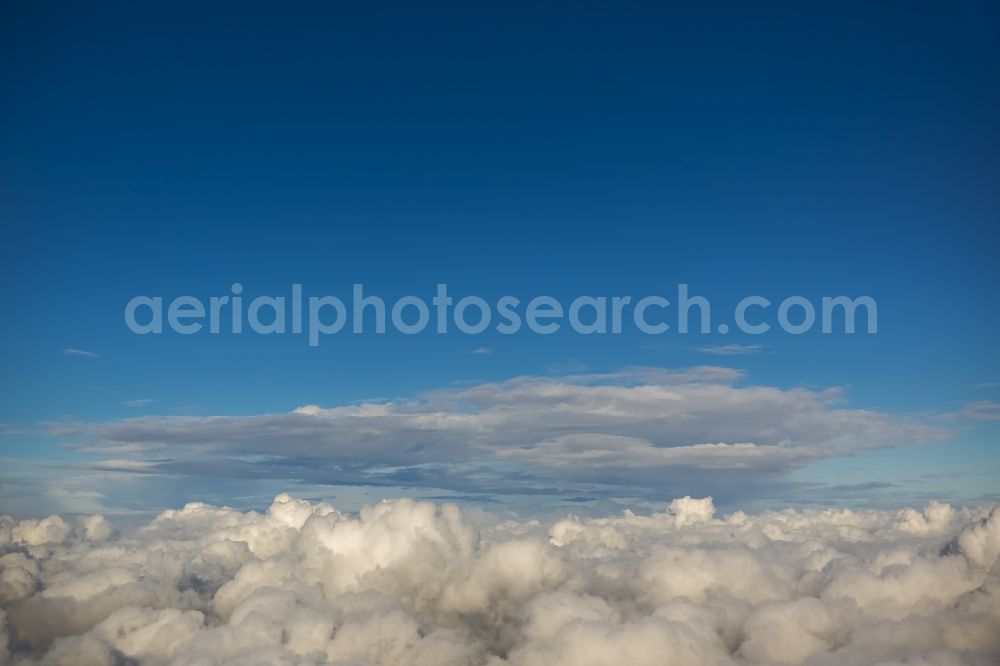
737,597,843,664
0,494,997,665
11,516,71,546
0,553,38,605
78,515,113,543
947,507,1000,568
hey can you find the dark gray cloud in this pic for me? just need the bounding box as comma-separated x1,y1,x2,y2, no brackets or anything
24,366,951,510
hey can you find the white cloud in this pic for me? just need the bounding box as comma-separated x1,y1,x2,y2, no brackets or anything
694,344,765,355
90,459,156,471
955,401,1000,421
0,494,997,664
63,348,98,359
470,347,494,355
122,399,156,408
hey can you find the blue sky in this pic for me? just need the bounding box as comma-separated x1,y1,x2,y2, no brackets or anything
1,0,998,517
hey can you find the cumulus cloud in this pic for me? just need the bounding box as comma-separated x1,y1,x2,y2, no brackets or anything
46,367,948,501
0,494,997,665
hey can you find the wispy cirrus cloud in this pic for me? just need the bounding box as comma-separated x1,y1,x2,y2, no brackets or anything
122,399,156,408
693,343,765,356
470,346,493,355
954,400,1000,421
63,348,99,358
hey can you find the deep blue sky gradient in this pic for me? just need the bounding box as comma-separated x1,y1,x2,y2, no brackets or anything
1,1,998,514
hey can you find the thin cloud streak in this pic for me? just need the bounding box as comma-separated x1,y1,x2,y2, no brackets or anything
63,348,99,358
694,344,766,356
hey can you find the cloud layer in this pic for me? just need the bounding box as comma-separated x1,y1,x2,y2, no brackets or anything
54,367,947,503
1,494,998,665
